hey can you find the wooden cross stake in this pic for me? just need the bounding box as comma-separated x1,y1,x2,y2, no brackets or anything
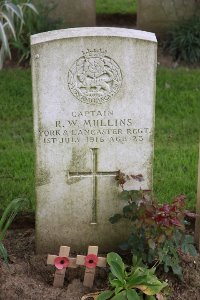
47,246,77,287
76,246,107,288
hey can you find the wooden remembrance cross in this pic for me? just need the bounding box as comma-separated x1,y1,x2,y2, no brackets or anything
76,246,107,288
69,148,117,224
47,246,77,287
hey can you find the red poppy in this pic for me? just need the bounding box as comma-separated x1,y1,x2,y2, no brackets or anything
54,256,69,269
84,254,98,269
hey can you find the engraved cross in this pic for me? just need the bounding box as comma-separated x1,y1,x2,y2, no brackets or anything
69,148,117,224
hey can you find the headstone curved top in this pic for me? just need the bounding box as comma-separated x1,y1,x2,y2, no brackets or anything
31,27,157,44
31,27,157,253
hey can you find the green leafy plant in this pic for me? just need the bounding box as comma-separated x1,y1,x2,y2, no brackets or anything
0,197,28,262
165,16,200,63
97,253,168,300
0,242,8,263
110,171,197,279
11,1,63,64
0,0,38,69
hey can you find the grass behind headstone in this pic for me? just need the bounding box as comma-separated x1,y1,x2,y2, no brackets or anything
0,70,34,211
0,68,199,211
96,0,137,14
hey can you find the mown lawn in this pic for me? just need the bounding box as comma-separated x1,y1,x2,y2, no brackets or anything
154,68,200,210
0,68,199,211
96,0,137,14
0,70,34,210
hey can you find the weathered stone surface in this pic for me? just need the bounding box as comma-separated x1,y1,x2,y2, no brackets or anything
31,27,157,253
34,0,96,27
137,0,200,36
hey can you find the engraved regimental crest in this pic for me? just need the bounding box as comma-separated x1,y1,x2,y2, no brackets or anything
68,49,122,105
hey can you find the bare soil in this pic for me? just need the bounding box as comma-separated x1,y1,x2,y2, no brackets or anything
0,227,108,300
97,13,137,29
0,215,200,300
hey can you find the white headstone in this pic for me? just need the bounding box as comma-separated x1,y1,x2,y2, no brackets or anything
31,28,157,253
137,0,199,36
34,0,96,27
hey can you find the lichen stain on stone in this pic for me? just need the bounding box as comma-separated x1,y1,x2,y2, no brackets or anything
36,168,51,186
66,148,89,185
145,154,153,188
148,132,154,143
32,44,42,83
67,176,82,185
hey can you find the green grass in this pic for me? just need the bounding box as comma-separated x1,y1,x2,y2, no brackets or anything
0,68,199,211
96,0,137,14
154,68,200,210
0,69,34,211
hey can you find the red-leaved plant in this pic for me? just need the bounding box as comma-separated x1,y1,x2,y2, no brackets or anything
110,171,197,279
